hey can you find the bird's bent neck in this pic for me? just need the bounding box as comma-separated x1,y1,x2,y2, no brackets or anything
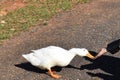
69,48,78,55
67,48,78,61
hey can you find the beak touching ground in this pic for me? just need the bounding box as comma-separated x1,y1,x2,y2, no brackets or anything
86,53,95,59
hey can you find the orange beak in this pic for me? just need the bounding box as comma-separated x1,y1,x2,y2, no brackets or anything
86,53,95,59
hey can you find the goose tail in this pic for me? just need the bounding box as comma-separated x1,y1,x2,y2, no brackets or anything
22,53,40,66
22,54,30,61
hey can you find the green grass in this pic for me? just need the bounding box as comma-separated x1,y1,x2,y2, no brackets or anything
0,0,89,41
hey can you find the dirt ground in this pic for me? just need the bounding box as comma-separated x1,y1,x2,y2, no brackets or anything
0,0,25,16
0,0,120,80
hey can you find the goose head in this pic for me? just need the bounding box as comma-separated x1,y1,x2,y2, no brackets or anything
70,48,94,59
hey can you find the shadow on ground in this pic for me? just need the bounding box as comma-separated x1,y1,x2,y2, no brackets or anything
15,62,79,74
80,52,120,80
15,62,47,74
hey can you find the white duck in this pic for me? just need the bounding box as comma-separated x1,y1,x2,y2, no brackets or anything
22,46,94,79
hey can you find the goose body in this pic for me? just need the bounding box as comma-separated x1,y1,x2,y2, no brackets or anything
22,46,94,78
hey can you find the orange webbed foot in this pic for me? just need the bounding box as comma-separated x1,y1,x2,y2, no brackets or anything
48,69,61,79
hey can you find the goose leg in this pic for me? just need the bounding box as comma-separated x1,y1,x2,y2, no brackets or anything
48,69,61,79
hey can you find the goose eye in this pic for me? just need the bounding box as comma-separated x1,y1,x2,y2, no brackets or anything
83,49,86,51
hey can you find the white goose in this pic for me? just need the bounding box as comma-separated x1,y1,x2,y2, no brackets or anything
22,46,94,79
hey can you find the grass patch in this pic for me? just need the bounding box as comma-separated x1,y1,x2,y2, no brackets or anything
0,0,89,41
